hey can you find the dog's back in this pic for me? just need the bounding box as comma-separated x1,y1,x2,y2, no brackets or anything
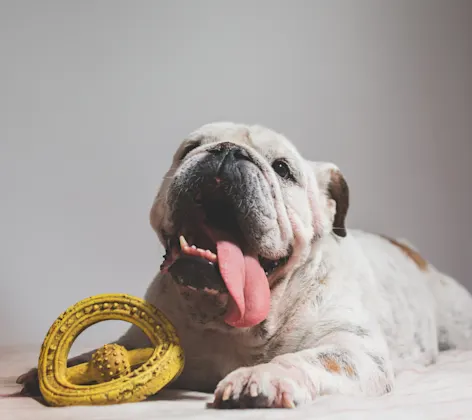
351,229,472,368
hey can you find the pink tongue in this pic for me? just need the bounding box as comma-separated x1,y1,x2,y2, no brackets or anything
216,239,270,328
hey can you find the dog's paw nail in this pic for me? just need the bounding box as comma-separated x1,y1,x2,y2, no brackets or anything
282,392,295,409
222,384,232,401
249,383,258,398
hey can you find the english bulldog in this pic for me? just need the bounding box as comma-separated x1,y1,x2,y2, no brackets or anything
18,122,472,409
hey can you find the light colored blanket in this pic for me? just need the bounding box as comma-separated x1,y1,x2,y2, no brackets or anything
1,345,472,420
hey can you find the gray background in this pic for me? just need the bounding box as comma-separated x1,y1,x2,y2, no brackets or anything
1,1,471,349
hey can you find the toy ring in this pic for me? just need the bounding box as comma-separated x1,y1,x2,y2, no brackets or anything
37,294,185,406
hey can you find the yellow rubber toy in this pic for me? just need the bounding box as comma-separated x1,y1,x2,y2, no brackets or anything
37,294,185,407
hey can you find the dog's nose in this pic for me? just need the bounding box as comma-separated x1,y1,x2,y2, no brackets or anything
208,142,252,163
197,142,253,201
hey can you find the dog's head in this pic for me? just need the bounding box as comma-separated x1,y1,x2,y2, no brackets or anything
151,123,349,329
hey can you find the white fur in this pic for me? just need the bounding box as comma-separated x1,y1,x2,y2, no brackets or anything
18,123,472,409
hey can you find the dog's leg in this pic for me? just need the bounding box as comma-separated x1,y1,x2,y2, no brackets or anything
213,329,394,409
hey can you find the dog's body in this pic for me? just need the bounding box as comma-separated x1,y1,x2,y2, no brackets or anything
121,227,471,405
18,122,472,408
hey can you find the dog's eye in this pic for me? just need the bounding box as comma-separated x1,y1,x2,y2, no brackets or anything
272,159,293,180
180,141,201,160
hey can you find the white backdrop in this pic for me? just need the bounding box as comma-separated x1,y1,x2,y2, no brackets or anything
1,0,471,348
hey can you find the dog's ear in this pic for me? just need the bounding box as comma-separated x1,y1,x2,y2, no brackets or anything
310,162,349,237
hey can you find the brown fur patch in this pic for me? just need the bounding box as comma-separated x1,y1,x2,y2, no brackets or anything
320,356,341,373
320,355,357,378
382,235,428,271
343,364,356,377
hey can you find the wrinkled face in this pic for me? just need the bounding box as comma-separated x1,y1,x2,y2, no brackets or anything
150,123,348,329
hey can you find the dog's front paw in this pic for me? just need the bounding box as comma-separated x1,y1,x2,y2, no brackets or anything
16,367,41,396
212,362,313,409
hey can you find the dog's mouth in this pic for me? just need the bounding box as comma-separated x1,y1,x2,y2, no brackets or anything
160,200,291,328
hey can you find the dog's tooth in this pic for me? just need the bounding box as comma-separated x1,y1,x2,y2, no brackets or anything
191,245,197,249
179,235,188,249
249,383,258,397
204,288,218,296
221,384,232,401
